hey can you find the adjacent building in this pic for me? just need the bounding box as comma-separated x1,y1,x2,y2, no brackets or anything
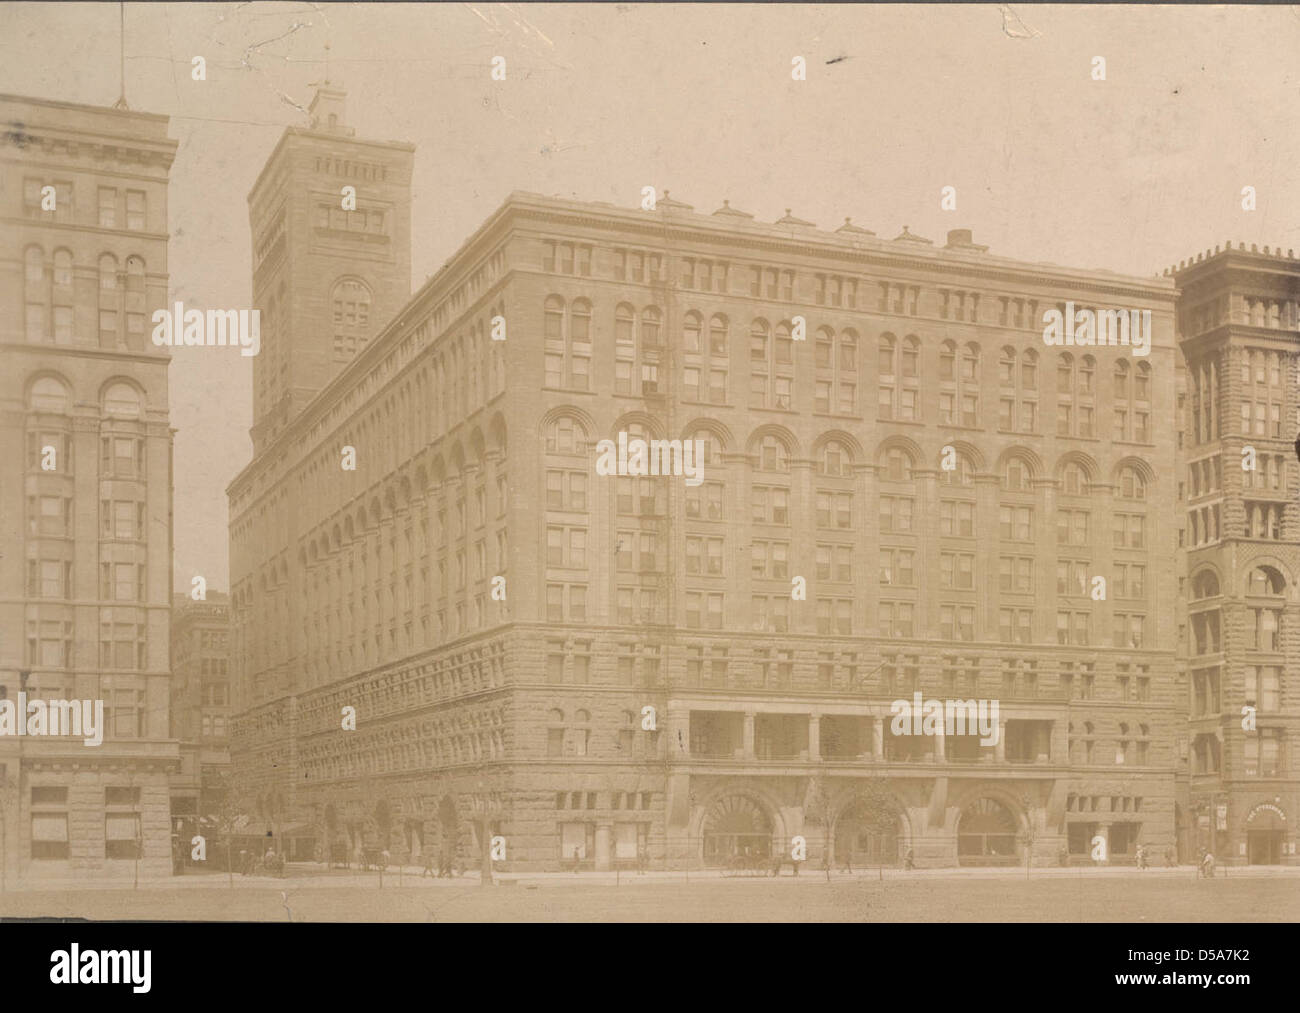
1173,243,1300,865
229,86,1184,870
0,93,179,880
168,591,231,859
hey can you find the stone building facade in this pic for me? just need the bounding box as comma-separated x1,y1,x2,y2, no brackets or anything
1173,244,1300,865
229,87,1183,870
0,93,178,880
169,591,231,857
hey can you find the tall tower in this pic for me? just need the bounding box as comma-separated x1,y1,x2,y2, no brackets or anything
1174,242,1300,866
246,84,414,452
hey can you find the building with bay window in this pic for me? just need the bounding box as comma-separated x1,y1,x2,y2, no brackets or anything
0,93,179,880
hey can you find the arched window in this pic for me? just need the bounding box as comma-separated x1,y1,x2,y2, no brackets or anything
938,340,980,427
751,319,794,410
641,306,661,346
814,327,858,414
757,434,790,473
940,449,975,486
30,376,69,414
683,312,728,405
330,277,372,363
1118,465,1146,501
545,296,592,392
878,333,897,418
817,439,853,477
957,798,1018,862
1113,359,1150,442
709,314,728,356
1056,352,1092,438
1114,359,1130,398
544,416,586,456
1191,570,1220,599
613,302,634,392
103,382,141,418
1247,566,1286,597
1060,461,1090,496
879,445,913,482
53,249,73,287
689,428,723,467
1003,455,1032,492
877,333,919,421
683,310,702,353
999,347,1038,433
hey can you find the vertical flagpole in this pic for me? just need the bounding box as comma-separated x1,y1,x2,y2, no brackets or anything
113,3,128,109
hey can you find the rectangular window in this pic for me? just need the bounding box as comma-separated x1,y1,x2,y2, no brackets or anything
125,190,146,230
98,186,117,228
31,812,69,860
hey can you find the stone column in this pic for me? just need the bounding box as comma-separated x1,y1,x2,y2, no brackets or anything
595,822,612,871
1049,720,1067,764
994,719,1007,762
808,714,821,761
743,711,755,758
872,717,885,760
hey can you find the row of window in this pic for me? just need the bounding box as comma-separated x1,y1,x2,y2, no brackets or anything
1190,666,1284,716
1188,608,1286,655
23,618,147,673
542,297,1156,432
1187,349,1300,447
1190,730,1287,777
555,791,653,811
24,561,147,602
22,179,147,229
553,239,1075,331
544,414,1154,497
540,581,1152,644
23,246,150,348
1187,502,1288,545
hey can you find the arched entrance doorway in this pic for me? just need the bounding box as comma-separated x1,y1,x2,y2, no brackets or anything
834,798,902,866
1245,804,1287,865
957,797,1019,865
702,795,773,866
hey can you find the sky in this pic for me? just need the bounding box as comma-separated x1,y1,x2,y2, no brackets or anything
2,2,1298,590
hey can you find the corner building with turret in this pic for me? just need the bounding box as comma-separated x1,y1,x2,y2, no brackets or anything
229,87,1182,870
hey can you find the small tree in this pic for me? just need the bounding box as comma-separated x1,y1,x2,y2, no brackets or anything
1018,791,1038,877
208,771,247,887
858,778,904,881
808,776,837,881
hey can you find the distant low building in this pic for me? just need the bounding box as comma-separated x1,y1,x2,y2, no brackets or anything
169,591,231,865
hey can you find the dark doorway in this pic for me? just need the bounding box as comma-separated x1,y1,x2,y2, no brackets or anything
1248,829,1284,865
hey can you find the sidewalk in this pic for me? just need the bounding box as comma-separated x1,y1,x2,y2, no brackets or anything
7,861,1299,892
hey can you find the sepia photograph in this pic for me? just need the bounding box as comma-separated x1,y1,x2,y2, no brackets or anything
0,0,1297,990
